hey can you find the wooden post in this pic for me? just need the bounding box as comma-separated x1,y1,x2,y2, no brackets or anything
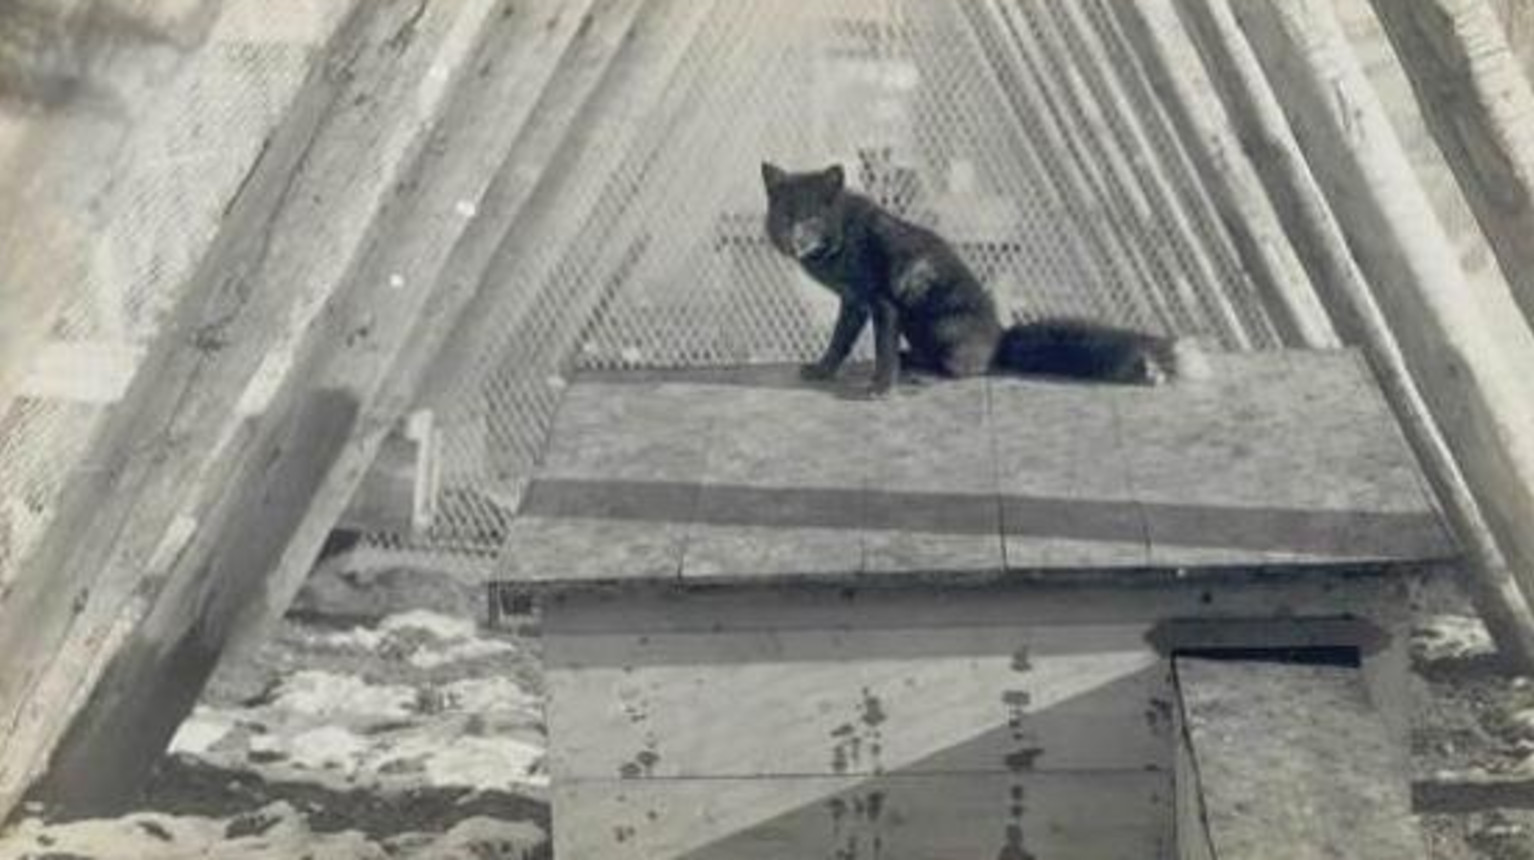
1187,0,1534,670
27,390,358,812
1106,0,1339,349
1041,0,1274,348
1368,0,1534,326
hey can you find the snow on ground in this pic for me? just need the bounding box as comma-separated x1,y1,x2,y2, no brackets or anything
1416,614,1499,665
0,595,550,860
165,610,548,795
0,802,546,860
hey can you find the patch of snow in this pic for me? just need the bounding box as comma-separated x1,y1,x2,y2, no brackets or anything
400,733,548,791
286,725,369,772
1412,613,1496,663
318,626,387,652
390,816,546,857
439,677,540,716
379,609,476,641
409,637,515,669
169,705,237,755
273,670,417,720
0,802,389,860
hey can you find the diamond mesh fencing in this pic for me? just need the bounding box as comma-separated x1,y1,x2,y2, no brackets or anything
0,0,343,594
398,0,1292,563
0,0,1306,579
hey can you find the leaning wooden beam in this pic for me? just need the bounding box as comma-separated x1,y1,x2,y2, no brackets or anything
1174,658,1428,858
1368,0,1534,327
1043,0,1269,349
0,0,529,818
1334,0,1534,391
27,0,657,817
414,0,722,416
1014,0,1249,346
1190,0,1534,665
1106,0,1339,349
952,4,1152,328
959,1,1168,332
976,0,1182,335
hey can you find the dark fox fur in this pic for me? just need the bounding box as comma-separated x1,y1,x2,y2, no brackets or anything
761,162,1205,396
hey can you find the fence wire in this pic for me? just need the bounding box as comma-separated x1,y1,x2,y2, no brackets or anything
0,0,1298,579
386,0,1289,564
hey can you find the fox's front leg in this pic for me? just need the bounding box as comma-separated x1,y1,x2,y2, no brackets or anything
802,298,869,380
868,298,900,396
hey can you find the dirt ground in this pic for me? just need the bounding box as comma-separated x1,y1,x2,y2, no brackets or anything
3,553,1534,858
1411,571,1534,859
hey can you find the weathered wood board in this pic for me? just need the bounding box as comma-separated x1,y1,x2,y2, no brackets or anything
553,771,1171,860
499,350,1453,585
531,580,1418,859
545,625,1169,780
1174,657,1427,858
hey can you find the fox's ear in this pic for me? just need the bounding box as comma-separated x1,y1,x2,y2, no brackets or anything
822,164,845,193
761,162,786,190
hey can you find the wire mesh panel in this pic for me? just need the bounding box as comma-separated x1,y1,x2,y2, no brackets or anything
0,0,346,594
403,0,1289,561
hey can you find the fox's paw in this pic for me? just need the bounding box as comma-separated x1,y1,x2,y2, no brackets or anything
799,362,837,381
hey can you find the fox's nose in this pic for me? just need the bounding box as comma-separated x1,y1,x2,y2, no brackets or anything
790,220,826,258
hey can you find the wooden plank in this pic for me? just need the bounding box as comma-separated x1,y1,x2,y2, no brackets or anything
1337,0,1534,367
1174,681,1216,860
990,377,1148,568
496,351,1452,588
503,377,712,583
544,623,1168,780
1122,351,1448,566
537,577,1407,639
27,389,357,812
685,380,868,580
1175,657,1426,858
862,380,999,575
1369,0,1534,324
1221,0,1534,667
552,771,1171,860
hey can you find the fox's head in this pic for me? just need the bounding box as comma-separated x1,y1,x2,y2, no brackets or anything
761,162,846,262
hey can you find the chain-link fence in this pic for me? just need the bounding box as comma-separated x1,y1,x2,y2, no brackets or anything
0,0,343,594
394,0,1291,565
0,0,1306,580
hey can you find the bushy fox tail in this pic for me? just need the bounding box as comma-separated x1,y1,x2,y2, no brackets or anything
992,316,1211,386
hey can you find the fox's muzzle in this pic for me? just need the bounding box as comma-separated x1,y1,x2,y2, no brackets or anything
789,219,830,259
